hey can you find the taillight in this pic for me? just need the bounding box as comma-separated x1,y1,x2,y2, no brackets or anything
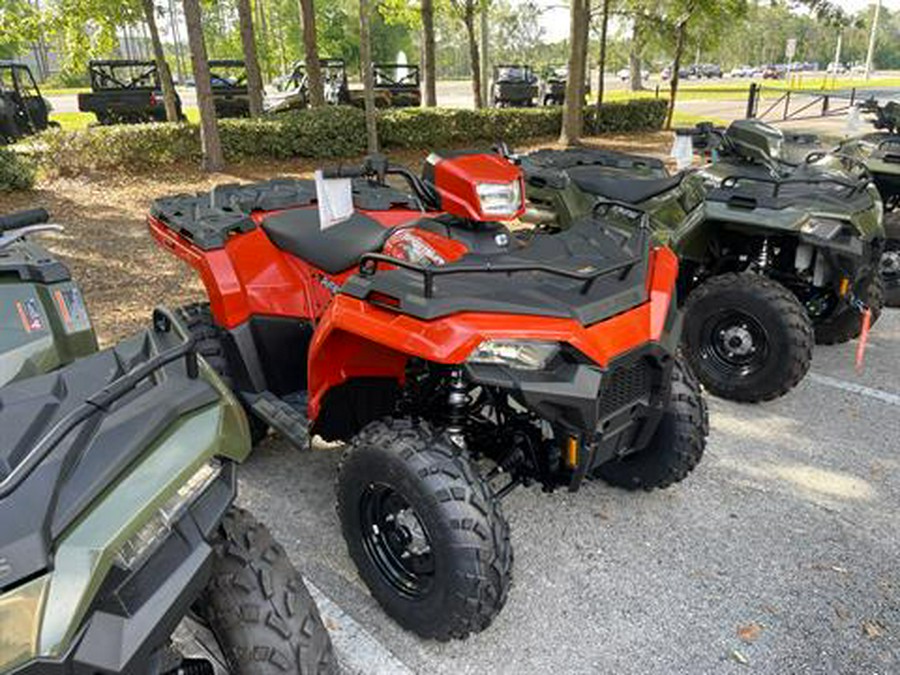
150,93,159,107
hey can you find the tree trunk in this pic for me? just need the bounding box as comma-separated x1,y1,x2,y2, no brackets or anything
463,6,482,108
299,0,324,107
421,0,437,106
629,17,644,92
236,0,264,117
182,0,224,171
560,0,590,145
142,0,180,122
168,0,186,84
665,19,688,130
359,0,378,152
480,5,489,107
595,0,610,111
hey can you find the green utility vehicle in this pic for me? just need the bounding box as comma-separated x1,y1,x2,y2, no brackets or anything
521,120,885,403
491,65,539,107
77,60,182,124
209,59,251,118
0,208,335,674
0,62,54,143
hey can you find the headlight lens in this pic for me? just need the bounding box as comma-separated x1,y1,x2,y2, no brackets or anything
0,575,48,672
476,180,522,217
468,340,559,370
801,217,844,240
116,460,222,571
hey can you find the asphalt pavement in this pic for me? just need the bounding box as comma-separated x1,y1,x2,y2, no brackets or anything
235,310,900,674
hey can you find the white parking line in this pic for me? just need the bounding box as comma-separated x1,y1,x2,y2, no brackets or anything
306,581,415,675
809,373,900,407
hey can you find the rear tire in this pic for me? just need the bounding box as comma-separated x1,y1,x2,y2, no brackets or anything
200,507,336,674
814,272,884,345
176,302,269,444
595,357,708,490
336,418,512,641
682,272,814,403
881,239,900,308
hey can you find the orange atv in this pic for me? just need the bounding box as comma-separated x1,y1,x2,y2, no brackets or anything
148,152,708,641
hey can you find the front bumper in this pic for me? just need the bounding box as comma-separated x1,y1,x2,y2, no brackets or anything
467,345,674,492
11,463,235,675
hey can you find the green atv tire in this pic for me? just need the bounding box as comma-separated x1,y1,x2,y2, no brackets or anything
881,239,900,308
594,357,707,490
337,418,512,641
200,507,336,674
682,272,814,403
814,273,884,346
177,303,269,444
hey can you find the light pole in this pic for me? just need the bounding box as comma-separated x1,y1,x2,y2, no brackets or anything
864,0,881,81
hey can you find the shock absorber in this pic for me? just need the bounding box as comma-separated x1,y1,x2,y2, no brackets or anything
445,368,470,446
756,236,770,272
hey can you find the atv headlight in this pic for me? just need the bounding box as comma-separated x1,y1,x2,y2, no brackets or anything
801,217,844,240
116,460,222,571
0,575,48,672
476,180,522,217
468,340,559,370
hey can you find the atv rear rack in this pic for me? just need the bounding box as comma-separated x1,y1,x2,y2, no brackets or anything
358,229,647,299
0,307,198,497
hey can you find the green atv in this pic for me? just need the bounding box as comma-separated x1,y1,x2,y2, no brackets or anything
815,100,900,306
0,209,97,386
0,209,335,674
521,120,885,403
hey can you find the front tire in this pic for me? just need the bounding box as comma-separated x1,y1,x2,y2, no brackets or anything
336,418,512,641
595,357,708,490
200,508,336,674
682,273,814,403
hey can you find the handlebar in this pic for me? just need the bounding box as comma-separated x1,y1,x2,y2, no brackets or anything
322,154,441,210
0,208,50,232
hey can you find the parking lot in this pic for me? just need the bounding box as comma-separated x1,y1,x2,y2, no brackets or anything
235,310,899,674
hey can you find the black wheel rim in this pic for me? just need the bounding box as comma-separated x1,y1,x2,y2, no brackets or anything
697,309,770,379
359,483,435,599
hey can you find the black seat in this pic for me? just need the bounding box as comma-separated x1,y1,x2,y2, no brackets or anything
567,167,684,204
261,208,391,274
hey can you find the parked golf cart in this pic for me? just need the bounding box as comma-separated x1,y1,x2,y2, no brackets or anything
373,63,421,107
0,209,335,674
491,64,539,107
148,152,708,641
0,62,54,143
521,121,884,403
539,65,590,106
77,60,183,124
209,59,250,118
264,58,353,113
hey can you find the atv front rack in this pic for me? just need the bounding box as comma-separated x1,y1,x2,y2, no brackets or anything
712,172,873,211
0,307,199,497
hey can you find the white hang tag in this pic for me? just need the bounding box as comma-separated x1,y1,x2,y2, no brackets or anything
671,134,694,170
315,169,354,230
845,105,863,137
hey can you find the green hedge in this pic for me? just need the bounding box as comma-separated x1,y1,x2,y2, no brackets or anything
34,99,667,175
0,148,36,191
